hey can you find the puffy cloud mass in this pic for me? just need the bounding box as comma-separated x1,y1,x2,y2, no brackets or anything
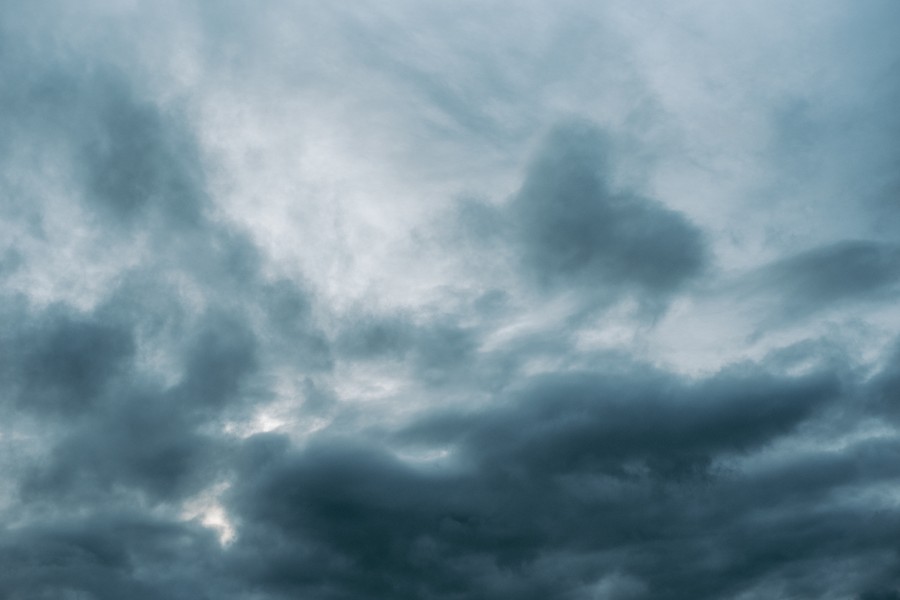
1,1,900,599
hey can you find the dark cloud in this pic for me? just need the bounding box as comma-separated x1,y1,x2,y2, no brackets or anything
404,364,839,479
217,362,900,600
260,279,331,370
0,512,225,600
861,590,900,600
3,307,135,415
0,45,206,230
866,339,900,422
747,240,900,319
175,312,259,412
227,434,558,600
335,312,478,387
0,0,330,558
11,306,255,503
336,313,416,359
442,120,707,314
510,120,706,301
77,71,207,227
23,395,222,503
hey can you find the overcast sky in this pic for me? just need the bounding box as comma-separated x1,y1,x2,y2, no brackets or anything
2,1,900,599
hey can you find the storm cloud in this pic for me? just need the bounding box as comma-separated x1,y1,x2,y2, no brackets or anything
2,1,899,599
510,121,706,299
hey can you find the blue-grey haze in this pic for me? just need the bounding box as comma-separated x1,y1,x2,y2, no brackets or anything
1,2,899,599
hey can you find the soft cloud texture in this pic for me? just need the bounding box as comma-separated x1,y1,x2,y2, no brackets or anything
2,1,899,599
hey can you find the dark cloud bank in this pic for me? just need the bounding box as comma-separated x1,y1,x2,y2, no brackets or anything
2,3,900,600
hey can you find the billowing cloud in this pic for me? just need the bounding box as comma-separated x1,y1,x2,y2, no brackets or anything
222,362,892,600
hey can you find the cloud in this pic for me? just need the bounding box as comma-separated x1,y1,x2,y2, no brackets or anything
404,363,839,478
0,512,225,600
1,2,900,600
76,70,208,227
335,311,478,389
221,360,899,600
441,119,707,316
0,0,330,558
745,240,900,319
3,299,258,505
865,339,900,422
3,308,135,415
510,121,707,297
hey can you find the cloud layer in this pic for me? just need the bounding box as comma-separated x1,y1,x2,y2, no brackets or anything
2,2,900,599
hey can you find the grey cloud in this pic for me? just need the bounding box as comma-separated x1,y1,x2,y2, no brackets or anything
0,136,326,513
218,362,881,600
23,395,222,503
335,313,416,360
445,120,707,312
0,512,225,600
2,307,135,416
754,3,900,250
6,239,334,506
335,312,478,387
1,52,206,230
78,71,207,227
866,339,900,422
0,0,331,528
728,240,900,333
510,121,706,298
862,590,900,600
2,2,900,600
175,312,259,412
753,240,900,313
226,435,554,599
410,321,478,385
14,307,256,504
0,249,23,276
259,279,333,371
404,363,839,479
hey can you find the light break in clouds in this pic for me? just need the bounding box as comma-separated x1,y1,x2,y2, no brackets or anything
2,1,900,599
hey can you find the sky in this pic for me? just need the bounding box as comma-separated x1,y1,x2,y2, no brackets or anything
1,1,900,598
